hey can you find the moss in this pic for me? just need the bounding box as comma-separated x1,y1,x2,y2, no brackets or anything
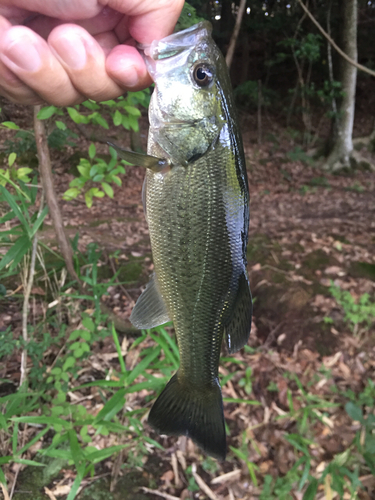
12,457,67,500
303,250,331,270
349,261,375,281
77,472,149,500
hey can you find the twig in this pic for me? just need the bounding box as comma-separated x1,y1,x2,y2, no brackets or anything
257,80,262,145
225,0,247,69
191,464,220,500
171,453,182,488
297,0,375,77
1,483,10,500
260,322,284,350
211,469,241,485
326,0,338,132
141,487,180,500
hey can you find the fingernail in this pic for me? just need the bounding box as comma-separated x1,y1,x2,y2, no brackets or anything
122,65,139,88
51,34,87,69
2,35,41,72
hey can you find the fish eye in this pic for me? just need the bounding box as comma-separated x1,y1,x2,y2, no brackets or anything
192,63,213,87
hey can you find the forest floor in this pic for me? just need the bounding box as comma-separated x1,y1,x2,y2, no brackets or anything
1,105,375,500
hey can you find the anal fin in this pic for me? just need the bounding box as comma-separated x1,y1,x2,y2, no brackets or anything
225,271,252,354
130,274,170,329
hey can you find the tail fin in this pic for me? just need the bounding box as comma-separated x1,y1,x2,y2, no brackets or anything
148,373,226,460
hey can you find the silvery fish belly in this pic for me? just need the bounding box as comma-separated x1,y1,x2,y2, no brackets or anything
126,22,252,460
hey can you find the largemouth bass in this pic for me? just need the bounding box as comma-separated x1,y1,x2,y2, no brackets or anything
110,22,252,461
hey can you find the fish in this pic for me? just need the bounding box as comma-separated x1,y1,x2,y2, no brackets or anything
109,21,252,461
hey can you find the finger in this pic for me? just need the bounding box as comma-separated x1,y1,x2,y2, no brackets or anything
106,44,151,91
0,59,44,104
0,16,45,103
0,6,32,24
0,0,102,21
0,25,83,105
48,24,124,101
24,7,122,40
108,0,185,43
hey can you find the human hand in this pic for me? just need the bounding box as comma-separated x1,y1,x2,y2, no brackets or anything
0,0,184,105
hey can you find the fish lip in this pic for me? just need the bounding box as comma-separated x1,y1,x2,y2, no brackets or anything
137,21,212,66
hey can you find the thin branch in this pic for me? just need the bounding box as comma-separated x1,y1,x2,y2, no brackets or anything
225,0,247,69
297,0,375,78
34,106,138,335
34,106,80,284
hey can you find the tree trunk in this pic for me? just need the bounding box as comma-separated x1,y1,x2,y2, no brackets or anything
324,0,357,171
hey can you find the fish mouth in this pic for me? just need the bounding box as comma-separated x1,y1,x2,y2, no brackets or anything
138,21,212,61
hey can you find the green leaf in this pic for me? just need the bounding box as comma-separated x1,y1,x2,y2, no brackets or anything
55,120,67,130
37,106,57,120
149,332,178,370
80,330,91,341
16,167,33,180
69,341,81,351
2,121,20,130
82,100,100,110
63,356,76,372
63,187,80,200
66,471,85,500
88,143,96,159
30,205,48,237
67,107,84,124
94,388,126,422
0,235,31,271
111,175,122,187
121,115,130,130
345,402,363,422
18,426,51,454
14,458,46,467
93,114,109,129
0,466,7,485
303,478,318,500
101,182,114,198
113,110,122,126
82,316,95,332
93,174,104,182
124,105,141,117
84,445,129,464
0,456,12,466
68,429,84,467
77,164,91,179
0,185,30,234
126,347,161,385
128,114,139,132
8,152,16,167
13,416,70,428
50,367,62,375
85,190,93,208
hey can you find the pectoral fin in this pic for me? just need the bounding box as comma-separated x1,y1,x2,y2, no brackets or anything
130,274,170,329
224,272,253,354
108,141,171,173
